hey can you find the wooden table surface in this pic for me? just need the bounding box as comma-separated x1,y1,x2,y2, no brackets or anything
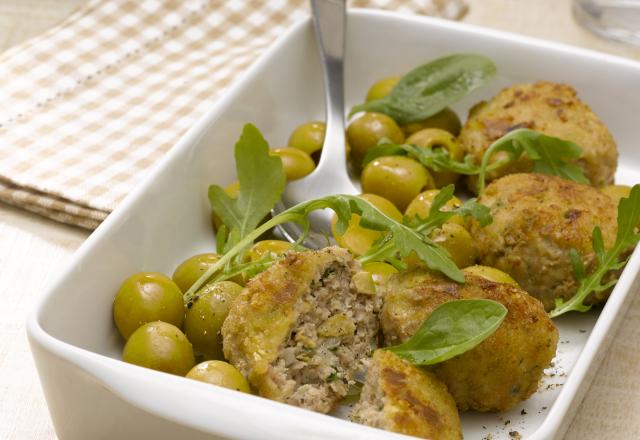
1,1,639,439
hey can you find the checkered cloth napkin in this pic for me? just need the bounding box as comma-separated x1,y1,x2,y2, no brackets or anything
0,0,467,230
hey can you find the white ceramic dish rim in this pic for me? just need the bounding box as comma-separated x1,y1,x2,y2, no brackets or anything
27,9,640,440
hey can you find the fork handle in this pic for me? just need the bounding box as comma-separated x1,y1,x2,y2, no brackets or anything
310,0,348,173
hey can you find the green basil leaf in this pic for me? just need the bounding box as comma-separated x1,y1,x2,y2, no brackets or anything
350,54,496,124
386,299,507,365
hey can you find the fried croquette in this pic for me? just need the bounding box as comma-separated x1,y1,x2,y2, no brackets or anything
222,246,379,413
471,173,619,311
381,270,558,412
351,349,462,440
459,81,617,190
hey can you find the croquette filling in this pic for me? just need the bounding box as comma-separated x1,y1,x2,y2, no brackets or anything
350,360,388,428
271,262,378,412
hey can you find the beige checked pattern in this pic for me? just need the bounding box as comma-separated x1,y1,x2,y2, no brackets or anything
0,0,467,230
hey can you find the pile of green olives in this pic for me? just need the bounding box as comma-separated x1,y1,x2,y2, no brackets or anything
263,72,464,215
112,238,295,393
346,76,463,211
253,73,472,263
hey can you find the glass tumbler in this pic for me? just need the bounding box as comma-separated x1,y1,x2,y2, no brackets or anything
573,0,640,45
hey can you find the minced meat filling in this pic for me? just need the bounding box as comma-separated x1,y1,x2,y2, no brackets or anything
272,262,378,412
350,360,387,428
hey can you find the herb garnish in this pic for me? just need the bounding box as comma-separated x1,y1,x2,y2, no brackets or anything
477,128,589,193
406,183,492,231
208,124,286,250
186,124,472,306
364,129,588,194
349,54,496,124
186,192,465,306
386,299,507,365
357,184,492,269
363,141,490,175
549,185,640,317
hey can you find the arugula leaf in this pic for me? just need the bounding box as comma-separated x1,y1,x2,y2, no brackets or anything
363,141,480,175
413,148,480,175
359,184,492,269
211,257,274,284
549,184,640,318
362,143,406,167
453,197,493,227
184,194,466,306
365,130,588,191
350,54,496,124
215,224,228,255
208,123,286,242
339,382,364,405
288,196,464,282
386,299,507,365
477,128,588,194
408,184,491,231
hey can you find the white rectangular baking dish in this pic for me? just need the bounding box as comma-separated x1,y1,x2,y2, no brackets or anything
27,9,640,440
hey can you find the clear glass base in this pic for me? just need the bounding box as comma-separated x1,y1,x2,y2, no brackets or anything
573,0,640,46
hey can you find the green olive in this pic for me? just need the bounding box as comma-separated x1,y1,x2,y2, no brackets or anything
361,155,435,211
172,253,222,293
331,194,402,256
122,321,195,376
113,272,184,340
271,147,316,181
246,240,293,262
173,252,246,288
462,265,518,286
600,184,632,205
405,223,476,268
212,181,240,231
288,121,325,156
346,112,405,170
430,223,477,268
401,108,462,136
405,189,466,228
184,281,242,360
361,261,398,288
405,128,464,187
365,76,400,102
186,360,250,393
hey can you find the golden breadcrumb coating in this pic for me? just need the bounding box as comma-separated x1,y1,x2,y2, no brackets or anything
382,270,558,412
459,81,617,191
472,173,619,310
351,349,462,440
